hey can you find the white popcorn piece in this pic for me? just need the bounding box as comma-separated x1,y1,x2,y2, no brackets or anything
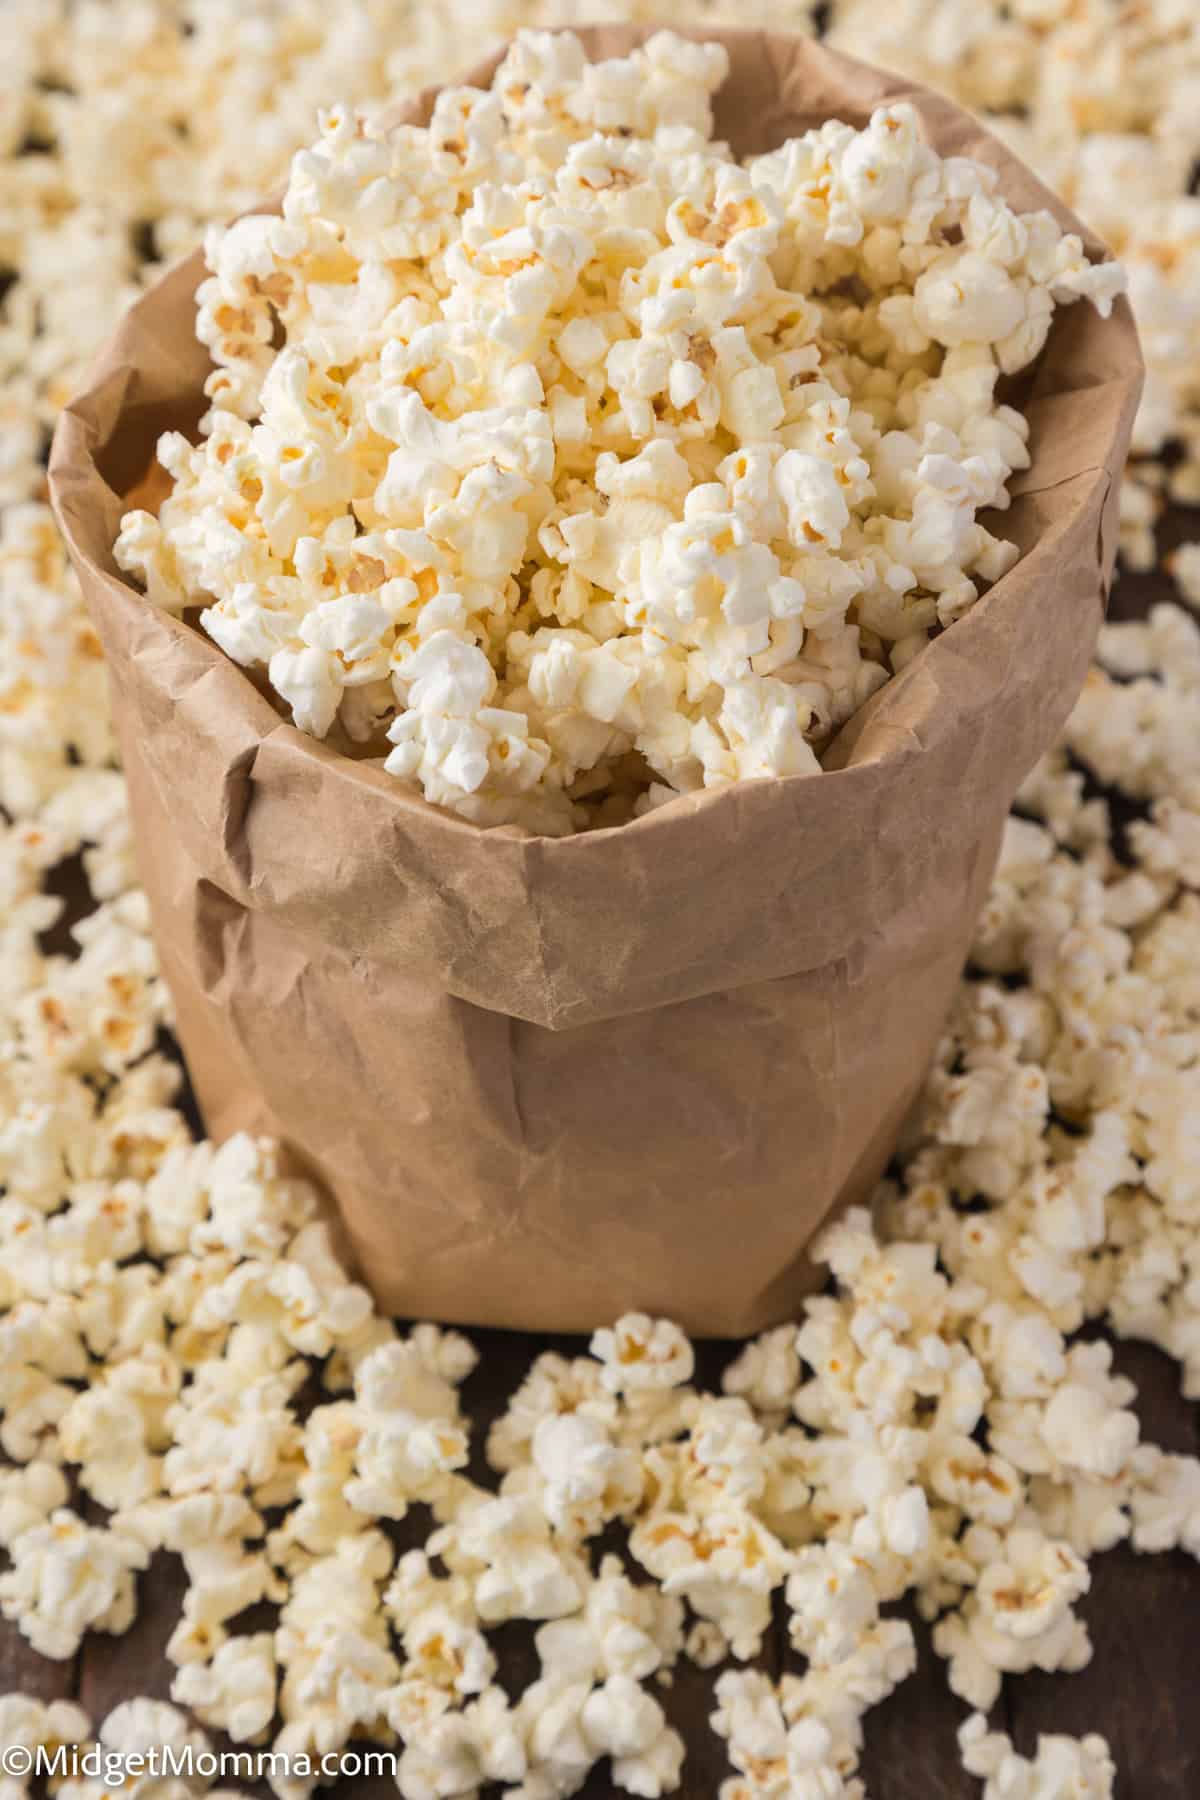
274,1535,398,1766
1168,543,1200,611
342,1332,472,1522
517,1408,642,1540
711,1669,866,1800
171,1632,278,1744
487,1349,620,1472
0,1696,93,1795
786,1542,882,1669
579,1676,684,1796
536,1553,683,1686
631,1507,790,1660
685,1620,730,1670
0,1509,150,1659
591,1314,696,1394
721,1325,801,1423
394,1692,527,1800
162,1355,307,1508
933,1524,1092,1711
1128,1449,1200,1558
433,1493,587,1625
0,1460,70,1547
59,1384,164,1512
959,1713,1115,1799
92,1697,212,1800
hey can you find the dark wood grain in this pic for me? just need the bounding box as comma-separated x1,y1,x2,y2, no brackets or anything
856,1612,979,1800
0,1636,75,1707
2,539,1197,1800
76,1554,188,1720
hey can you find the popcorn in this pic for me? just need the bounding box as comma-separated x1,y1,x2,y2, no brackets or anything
274,1533,398,1763
786,1542,888,1668
393,1694,527,1800
486,1349,614,1470
578,1676,684,1796
518,1408,642,1538
0,1508,150,1659
925,1437,1022,1529
959,1713,1116,1800
91,1699,212,1800
711,1670,865,1800
190,1219,373,1360
828,0,1200,496
119,35,1118,833
536,1554,683,1685
1036,1358,1140,1482
342,1331,474,1522
685,1621,729,1671
0,1460,70,1547
591,1313,696,1394
398,1599,496,1701
177,1537,282,1638
162,1358,307,1506
631,1507,790,1659
785,1620,917,1770
59,1383,164,1512
1169,542,1200,610
721,1325,801,1424
171,1633,278,1744
0,1696,92,1791
432,1493,587,1624
933,1525,1092,1711
1128,1448,1200,1557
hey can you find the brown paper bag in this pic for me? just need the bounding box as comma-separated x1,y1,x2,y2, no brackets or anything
49,27,1142,1336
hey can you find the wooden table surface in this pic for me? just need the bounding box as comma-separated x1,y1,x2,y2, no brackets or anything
3,535,1198,1798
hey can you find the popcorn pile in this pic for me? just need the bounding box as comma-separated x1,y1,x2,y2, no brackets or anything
114,29,1121,833
823,0,1200,567
2,4,1199,1799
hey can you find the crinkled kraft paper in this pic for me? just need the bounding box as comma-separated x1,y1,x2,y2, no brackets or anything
49,28,1142,1335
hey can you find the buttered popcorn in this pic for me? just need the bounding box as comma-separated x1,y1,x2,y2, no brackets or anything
114,30,1121,834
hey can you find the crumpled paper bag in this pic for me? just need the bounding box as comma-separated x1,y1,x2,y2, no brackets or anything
49,27,1142,1335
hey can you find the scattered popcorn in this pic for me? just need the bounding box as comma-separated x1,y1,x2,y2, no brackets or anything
0,1461,70,1548
116,31,1120,834
826,0,1200,502
1129,1448,1200,1558
935,1525,1092,1712
0,1696,92,1790
711,1669,865,1799
591,1313,696,1394
0,1509,150,1660
721,1325,801,1425
535,1552,683,1684
171,1632,278,1744
959,1712,1116,1799
432,1493,588,1625
344,1330,475,1525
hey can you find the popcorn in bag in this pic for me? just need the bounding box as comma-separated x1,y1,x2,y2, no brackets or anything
50,27,1141,1333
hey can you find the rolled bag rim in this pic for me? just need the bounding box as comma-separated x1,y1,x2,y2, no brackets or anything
48,25,1144,1032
